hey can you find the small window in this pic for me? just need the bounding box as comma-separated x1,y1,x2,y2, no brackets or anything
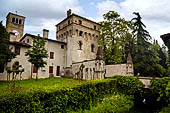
79,20,82,25
16,18,18,24
61,45,64,49
27,39,29,43
91,44,95,52
15,46,20,55
68,20,70,24
50,52,54,59
94,25,96,30
49,66,53,73
79,31,83,36
78,41,83,50
19,19,22,24
33,66,38,73
12,17,15,23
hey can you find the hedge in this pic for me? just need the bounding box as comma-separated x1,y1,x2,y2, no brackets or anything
0,79,116,113
150,77,170,105
112,76,144,96
0,76,144,113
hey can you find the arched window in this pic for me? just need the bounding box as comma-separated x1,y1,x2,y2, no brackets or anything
12,17,15,23
91,44,94,52
19,19,22,24
16,18,18,24
78,41,83,50
79,20,82,25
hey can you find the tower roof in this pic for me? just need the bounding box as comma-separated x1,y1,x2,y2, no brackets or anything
96,46,104,60
6,12,25,19
127,52,133,64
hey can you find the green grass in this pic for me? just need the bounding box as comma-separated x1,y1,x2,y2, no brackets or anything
0,77,111,95
0,77,89,95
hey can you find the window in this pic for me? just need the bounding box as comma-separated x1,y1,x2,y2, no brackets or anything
50,52,54,59
12,17,15,23
78,41,83,50
91,44,95,52
19,19,22,24
27,39,29,43
33,66,38,73
59,26,60,30
15,46,20,55
16,18,18,24
49,66,53,73
94,25,96,30
79,31,83,36
79,20,82,24
61,45,64,49
68,20,70,24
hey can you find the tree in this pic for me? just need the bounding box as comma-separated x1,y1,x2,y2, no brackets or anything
0,21,15,72
25,34,48,80
132,12,166,77
99,11,135,65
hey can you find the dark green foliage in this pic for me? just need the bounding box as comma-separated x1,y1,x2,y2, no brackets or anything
0,79,116,113
0,21,15,72
159,105,170,113
150,77,170,105
132,13,167,77
112,76,143,95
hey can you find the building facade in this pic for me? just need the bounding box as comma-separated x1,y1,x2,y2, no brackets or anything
0,10,105,80
0,10,133,81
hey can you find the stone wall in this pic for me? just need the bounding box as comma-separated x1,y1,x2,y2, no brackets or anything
105,63,133,77
72,59,105,80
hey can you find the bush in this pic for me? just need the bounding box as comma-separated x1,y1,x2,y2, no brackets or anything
0,79,116,113
112,76,144,96
77,94,134,113
159,105,170,113
150,77,170,105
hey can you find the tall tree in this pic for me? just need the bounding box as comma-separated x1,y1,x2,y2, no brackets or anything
25,34,48,80
132,12,166,77
99,11,135,65
0,21,15,72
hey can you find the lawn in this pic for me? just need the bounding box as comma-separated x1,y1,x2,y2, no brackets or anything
0,77,89,95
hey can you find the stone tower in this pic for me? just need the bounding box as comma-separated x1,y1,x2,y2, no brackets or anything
56,9,101,67
6,12,25,41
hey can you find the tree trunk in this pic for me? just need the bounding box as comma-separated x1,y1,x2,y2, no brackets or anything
36,69,38,81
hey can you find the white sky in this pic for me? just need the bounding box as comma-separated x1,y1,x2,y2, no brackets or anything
0,0,169,45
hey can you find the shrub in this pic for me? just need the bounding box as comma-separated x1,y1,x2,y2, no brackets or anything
77,94,134,113
159,105,170,113
0,79,116,113
150,77,170,104
112,76,144,96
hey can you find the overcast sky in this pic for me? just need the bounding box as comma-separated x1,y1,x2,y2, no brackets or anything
1,0,170,45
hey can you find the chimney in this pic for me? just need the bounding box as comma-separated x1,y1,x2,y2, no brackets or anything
43,29,49,38
67,9,71,17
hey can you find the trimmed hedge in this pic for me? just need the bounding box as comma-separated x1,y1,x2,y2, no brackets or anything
112,76,144,96
0,79,116,113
